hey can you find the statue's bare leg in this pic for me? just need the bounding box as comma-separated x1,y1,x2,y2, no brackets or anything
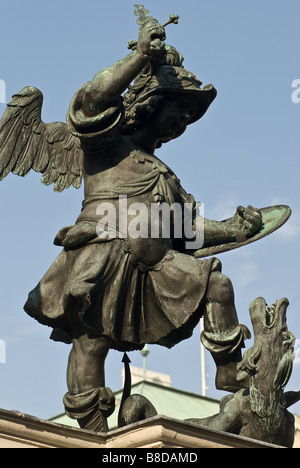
63,334,115,432
202,271,251,392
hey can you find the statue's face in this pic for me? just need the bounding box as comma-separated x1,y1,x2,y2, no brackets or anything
150,96,198,146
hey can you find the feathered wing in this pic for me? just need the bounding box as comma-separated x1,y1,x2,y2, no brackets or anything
0,86,83,192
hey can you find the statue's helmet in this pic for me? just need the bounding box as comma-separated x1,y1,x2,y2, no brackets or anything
123,45,217,127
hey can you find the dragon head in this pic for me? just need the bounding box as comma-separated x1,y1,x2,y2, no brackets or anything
237,297,295,394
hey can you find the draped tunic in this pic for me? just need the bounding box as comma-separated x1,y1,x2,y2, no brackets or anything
24,84,221,351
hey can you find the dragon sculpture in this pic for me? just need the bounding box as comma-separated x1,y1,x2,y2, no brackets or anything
187,297,300,447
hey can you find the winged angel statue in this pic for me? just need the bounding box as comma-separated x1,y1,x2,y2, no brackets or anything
0,5,291,432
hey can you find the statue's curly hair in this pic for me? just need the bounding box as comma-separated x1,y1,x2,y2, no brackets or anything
120,94,165,135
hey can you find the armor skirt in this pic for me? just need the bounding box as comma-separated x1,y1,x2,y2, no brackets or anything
24,239,221,351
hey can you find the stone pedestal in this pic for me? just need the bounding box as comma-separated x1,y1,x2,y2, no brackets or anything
0,408,284,448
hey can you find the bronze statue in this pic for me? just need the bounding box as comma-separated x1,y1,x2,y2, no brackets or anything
0,5,293,437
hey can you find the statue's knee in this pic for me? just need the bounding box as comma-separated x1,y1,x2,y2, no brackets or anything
72,334,111,361
207,271,234,303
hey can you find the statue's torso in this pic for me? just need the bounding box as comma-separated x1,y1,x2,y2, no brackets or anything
77,142,183,265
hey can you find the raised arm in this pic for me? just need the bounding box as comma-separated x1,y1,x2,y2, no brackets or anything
81,19,166,117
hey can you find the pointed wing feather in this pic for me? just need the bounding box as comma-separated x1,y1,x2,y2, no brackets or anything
0,86,84,192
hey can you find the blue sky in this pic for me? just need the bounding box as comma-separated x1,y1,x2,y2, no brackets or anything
0,0,299,422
